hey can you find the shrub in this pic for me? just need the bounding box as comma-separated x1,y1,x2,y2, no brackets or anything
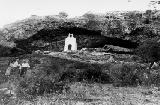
109,63,144,87
9,55,69,100
83,12,96,20
149,70,160,86
18,55,112,99
0,45,12,57
135,38,160,68
80,64,103,83
58,62,111,84
59,11,68,18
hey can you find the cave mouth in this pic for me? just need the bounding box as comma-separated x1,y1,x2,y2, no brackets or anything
15,27,139,53
103,37,138,49
57,27,139,49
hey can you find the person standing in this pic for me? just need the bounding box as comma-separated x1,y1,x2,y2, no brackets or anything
19,59,30,77
5,59,20,76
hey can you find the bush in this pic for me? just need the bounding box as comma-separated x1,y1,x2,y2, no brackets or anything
149,70,160,86
59,11,68,18
0,45,12,57
79,64,108,83
109,63,144,87
15,54,110,99
109,62,159,87
135,38,160,64
16,55,111,100
7,54,69,100
59,62,111,84
11,53,158,101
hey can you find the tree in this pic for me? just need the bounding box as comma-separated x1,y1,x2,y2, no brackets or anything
83,12,96,20
58,12,68,18
148,1,160,10
135,38,160,69
82,12,100,30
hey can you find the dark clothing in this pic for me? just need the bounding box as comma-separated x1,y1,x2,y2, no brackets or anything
20,67,28,77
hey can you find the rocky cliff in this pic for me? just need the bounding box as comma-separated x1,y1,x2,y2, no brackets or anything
0,12,159,56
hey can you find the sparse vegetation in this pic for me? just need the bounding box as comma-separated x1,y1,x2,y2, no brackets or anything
1,10,160,105
0,51,160,104
59,11,68,18
135,38,160,68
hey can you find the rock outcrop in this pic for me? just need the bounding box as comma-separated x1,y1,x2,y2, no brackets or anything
0,12,159,56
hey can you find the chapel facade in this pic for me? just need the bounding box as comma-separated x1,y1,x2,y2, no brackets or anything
64,33,77,51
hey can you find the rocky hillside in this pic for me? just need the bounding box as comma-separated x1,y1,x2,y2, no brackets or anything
0,11,159,56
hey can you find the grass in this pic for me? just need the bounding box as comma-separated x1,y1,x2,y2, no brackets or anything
0,57,16,84
0,52,160,105
1,82,160,105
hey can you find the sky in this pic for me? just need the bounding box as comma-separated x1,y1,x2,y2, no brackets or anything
0,0,157,28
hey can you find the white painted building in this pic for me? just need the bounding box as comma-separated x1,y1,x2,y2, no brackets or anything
64,33,77,51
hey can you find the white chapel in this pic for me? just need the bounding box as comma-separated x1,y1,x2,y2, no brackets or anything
64,33,77,51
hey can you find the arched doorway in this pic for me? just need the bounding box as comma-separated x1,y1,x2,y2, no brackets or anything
68,44,72,50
